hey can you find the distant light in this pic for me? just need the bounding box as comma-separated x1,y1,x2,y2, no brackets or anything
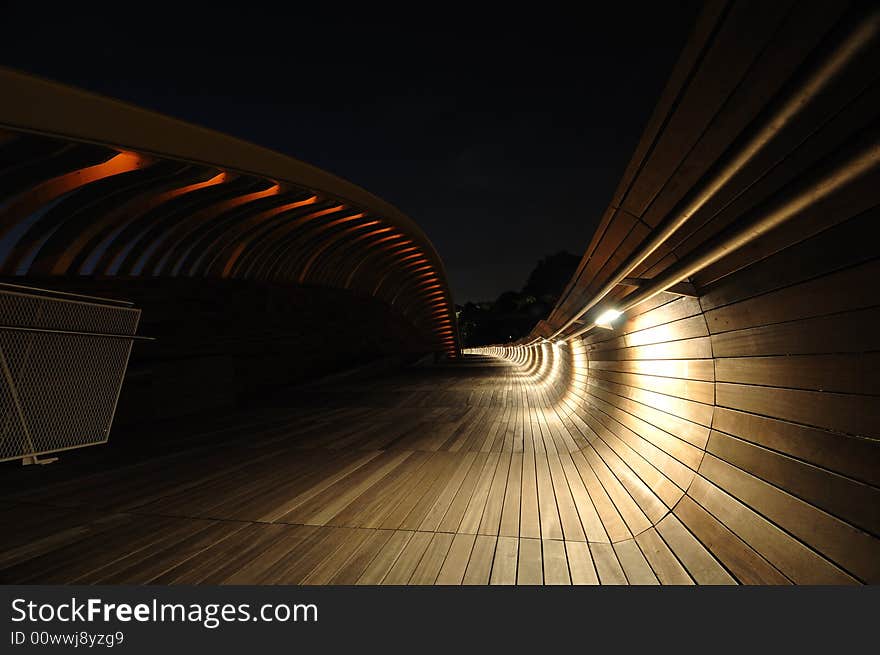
596,309,621,328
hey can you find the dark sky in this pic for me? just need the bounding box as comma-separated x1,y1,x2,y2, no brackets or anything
0,2,701,303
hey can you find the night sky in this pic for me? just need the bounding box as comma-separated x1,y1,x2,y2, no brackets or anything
1,3,701,303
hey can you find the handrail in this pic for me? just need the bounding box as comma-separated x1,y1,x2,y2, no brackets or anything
0,325,154,340
547,11,879,342
566,133,880,340
0,281,133,306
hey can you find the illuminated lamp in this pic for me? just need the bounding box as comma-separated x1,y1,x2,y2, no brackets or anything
596,309,622,329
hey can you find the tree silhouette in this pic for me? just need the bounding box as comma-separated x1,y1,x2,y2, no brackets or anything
457,251,580,347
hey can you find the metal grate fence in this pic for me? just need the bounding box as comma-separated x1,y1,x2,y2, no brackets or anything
0,283,141,463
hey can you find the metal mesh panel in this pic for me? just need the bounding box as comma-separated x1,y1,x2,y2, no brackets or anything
0,291,140,334
0,286,140,462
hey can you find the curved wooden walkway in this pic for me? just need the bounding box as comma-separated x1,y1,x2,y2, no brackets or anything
0,355,739,585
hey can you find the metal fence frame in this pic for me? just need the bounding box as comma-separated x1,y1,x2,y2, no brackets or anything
0,282,146,464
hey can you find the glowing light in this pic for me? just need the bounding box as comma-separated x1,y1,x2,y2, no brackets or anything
596,308,621,329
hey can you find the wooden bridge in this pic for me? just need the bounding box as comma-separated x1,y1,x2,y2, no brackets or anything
0,1,878,584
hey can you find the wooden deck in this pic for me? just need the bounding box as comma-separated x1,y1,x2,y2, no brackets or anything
0,355,732,585
2,3,878,588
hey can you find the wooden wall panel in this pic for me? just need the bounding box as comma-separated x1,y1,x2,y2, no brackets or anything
468,3,880,584
471,229,880,583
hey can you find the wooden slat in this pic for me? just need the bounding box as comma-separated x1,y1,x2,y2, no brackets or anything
589,543,627,585
613,539,659,585
716,383,880,438
489,536,518,585
712,407,880,487
301,528,375,584
673,495,789,585
686,476,854,584
517,538,543,585
703,259,880,334
498,452,523,537
478,451,512,535
410,533,455,585
656,514,736,585
382,531,433,585
519,451,541,539
435,533,477,585
356,531,415,585
535,452,564,540
327,529,396,584
565,541,599,584
634,528,693,585
458,452,503,534
417,452,480,532
698,456,878,582
542,539,570,585
707,431,880,536
463,535,497,585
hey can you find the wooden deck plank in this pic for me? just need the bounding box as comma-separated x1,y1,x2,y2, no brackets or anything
489,536,518,585
477,451,512,535
457,452,502,534
517,538,544,585
356,531,415,585
382,531,433,584
222,526,321,585
542,539,571,585
327,529,396,584
3,344,874,586
436,533,477,585
498,453,523,537
634,528,693,585
301,528,376,584
559,452,608,542
613,539,660,585
410,533,455,584
547,449,587,542
519,451,541,539
656,514,737,585
463,535,497,585
565,541,599,585
589,542,627,585
376,454,459,529
416,452,479,531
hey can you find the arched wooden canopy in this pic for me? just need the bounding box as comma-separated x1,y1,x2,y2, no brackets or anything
0,67,459,357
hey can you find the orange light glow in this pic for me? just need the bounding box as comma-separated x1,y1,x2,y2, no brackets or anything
412,276,441,285
294,215,379,282
397,252,428,265
367,233,406,249
390,246,419,257
220,201,338,277
2,151,152,264
57,169,228,275
400,260,431,272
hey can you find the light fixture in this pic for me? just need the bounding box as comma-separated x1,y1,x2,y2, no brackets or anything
596,308,621,329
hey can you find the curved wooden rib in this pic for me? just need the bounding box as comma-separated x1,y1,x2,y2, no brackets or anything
0,68,459,355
